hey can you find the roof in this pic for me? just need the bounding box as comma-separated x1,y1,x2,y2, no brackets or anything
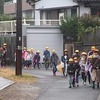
75,0,100,2
4,0,33,14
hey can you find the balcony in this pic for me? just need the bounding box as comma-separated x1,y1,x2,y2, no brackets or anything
0,19,60,33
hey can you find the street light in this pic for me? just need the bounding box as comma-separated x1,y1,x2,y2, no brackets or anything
16,0,22,75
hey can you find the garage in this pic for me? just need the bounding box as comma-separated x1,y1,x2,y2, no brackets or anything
26,26,63,62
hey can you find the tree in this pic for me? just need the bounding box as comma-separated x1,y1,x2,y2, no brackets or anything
0,14,14,21
60,14,100,43
78,14,100,42
0,0,12,15
60,17,78,35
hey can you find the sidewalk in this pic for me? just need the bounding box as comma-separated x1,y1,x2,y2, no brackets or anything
0,77,14,90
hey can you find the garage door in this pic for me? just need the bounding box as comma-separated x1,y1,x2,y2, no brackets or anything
26,26,63,62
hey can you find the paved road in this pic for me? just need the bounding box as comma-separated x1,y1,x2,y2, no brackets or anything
22,66,100,100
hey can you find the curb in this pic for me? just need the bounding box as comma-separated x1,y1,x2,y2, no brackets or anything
0,82,14,91
0,77,14,91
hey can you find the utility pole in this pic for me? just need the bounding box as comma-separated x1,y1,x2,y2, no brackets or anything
16,0,22,75
0,0,4,15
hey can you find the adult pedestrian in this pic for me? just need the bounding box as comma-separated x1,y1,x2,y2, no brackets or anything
50,50,60,76
43,47,50,70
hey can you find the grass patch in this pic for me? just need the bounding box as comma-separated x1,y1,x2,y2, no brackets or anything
0,68,36,83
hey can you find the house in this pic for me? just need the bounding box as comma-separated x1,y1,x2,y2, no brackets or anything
26,0,80,58
75,0,100,16
32,0,100,25
34,0,78,25
26,0,100,59
4,0,34,18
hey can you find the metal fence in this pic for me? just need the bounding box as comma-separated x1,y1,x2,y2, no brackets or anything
0,34,26,65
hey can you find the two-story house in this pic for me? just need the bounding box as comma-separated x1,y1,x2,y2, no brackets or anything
32,0,100,25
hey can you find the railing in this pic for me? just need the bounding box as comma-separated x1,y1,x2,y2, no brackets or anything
0,20,16,33
0,19,60,33
22,19,60,26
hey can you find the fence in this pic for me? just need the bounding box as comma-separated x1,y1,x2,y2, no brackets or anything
0,34,26,65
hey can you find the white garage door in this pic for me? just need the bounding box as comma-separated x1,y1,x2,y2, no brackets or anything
27,33,63,62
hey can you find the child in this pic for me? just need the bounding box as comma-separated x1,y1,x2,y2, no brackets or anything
85,55,92,87
67,58,75,88
33,50,40,69
73,57,81,87
50,50,60,76
79,52,87,84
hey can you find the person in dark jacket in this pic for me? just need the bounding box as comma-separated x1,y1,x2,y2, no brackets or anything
1,43,7,67
50,50,60,76
91,49,100,89
61,49,69,76
33,50,40,69
72,50,80,60
88,46,96,56
73,57,81,87
43,47,50,70
67,58,76,88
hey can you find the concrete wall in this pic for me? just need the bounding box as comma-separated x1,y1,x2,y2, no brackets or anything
80,5,91,16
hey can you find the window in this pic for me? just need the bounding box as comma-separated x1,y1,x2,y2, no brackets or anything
71,8,77,17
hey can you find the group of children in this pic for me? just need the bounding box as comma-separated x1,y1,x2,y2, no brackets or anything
63,46,100,89
21,47,60,76
15,46,100,89
21,47,40,69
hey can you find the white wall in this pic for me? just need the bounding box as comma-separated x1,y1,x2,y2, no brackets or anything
80,5,91,16
26,26,63,62
13,0,16,3
35,10,41,25
35,0,78,10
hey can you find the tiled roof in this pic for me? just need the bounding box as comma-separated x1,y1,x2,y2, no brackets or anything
4,0,33,14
